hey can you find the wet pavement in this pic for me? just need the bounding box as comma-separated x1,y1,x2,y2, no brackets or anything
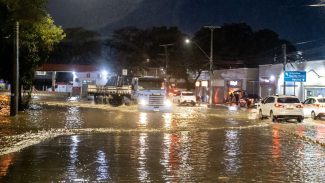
0,97,325,182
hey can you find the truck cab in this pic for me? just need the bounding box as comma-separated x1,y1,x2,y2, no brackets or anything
132,77,172,112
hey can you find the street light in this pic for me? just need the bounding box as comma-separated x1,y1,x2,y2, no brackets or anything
185,25,220,106
160,43,174,77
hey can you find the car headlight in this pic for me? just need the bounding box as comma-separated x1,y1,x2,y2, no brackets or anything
139,99,147,106
164,99,172,107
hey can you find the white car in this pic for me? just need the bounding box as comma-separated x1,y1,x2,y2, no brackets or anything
258,95,304,122
173,91,196,106
302,97,325,120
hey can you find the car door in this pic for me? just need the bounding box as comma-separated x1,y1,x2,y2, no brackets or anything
264,97,275,116
303,98,312,117
309,98,318,116
260,97,270,116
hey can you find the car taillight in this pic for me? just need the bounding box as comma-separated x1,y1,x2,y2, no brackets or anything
296,104,303,108
315,104,320,108
274,103,284,108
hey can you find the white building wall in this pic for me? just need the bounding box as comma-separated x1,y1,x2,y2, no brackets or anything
259,60,325,101
73,71,108,87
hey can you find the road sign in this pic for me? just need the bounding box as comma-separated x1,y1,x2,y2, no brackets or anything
122,69,127,76
284,71,306,82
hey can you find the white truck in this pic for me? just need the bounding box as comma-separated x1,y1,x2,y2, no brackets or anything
87,76,172,111
133,77,172,112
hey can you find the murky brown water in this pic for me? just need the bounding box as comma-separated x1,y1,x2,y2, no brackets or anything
1,102,259,131
1,99,325,182
1,128,325,182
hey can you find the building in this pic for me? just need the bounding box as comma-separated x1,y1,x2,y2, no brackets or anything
35,64,107,95
259,60,325,101
196,68,259,104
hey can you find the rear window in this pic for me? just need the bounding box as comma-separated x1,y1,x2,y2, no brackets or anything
318,98,325,103
277,97,300,103
182,92,194,96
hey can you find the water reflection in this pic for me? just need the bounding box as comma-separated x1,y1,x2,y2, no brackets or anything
160,132,192,182
65,107,83,128
163,113,172,128
139,113,148,127
223,130,241,175
137,133,149,182
272,125,281,160
0,154,14,177
96,150,109,181
68,135,80,181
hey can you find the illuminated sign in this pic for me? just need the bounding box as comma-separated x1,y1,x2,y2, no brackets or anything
229,81,238,86
284,71,306,82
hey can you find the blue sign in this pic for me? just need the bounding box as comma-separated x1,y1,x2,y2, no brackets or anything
284,71,306,82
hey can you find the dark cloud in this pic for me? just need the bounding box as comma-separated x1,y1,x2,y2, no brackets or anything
48,0,325,43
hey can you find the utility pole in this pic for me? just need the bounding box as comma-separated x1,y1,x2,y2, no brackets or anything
160,43,173,77
282,44,287,95
204,26,220,106
10,22,19,116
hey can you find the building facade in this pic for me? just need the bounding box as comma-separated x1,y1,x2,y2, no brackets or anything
259,60,325,101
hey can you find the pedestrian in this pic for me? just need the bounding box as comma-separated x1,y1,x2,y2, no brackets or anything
230,92,234,104
234,93,239,105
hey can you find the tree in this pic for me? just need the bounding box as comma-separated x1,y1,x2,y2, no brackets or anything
188,23,296,73
49,27,102,65
106,26,188,79
0,0,65,108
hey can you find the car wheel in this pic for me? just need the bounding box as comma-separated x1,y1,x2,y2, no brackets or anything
297,116,304,123
259,110,264,120
311,111,317,120
270,111,277,122
192,102,196,106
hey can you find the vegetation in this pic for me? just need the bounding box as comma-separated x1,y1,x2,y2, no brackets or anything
49,27,101,65
106,23,296,88
0,0,65,109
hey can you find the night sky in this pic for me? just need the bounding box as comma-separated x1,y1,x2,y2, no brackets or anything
48,0,325,51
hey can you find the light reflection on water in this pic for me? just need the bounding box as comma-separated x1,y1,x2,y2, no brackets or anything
65,107,83,128
68,135,80,181
137,133,149,182
96,150,109,181
223,130,241,175
1,128,325,182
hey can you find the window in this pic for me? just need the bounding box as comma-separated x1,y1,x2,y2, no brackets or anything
265,97,275,103
318,98,325,103
277,97,300,103
303,99,311,104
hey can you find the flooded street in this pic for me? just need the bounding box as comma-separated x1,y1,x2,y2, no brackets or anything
0,98,325,182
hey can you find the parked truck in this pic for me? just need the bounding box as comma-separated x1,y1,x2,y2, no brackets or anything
87,76,172,111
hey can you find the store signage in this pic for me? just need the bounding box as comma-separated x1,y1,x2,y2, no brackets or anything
229,80,238,86
284,71,306,82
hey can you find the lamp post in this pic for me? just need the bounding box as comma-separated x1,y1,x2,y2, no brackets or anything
160,43,174,77
10,22,19,116
185,25,220,106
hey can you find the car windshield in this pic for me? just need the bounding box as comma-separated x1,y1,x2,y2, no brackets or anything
318,98,325,103
138,79,164,90
277,97,300,103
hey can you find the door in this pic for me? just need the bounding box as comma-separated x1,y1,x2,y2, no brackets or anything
263,97,275,116
303,98,312,117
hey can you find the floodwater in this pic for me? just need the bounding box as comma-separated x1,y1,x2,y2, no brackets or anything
0,99,325,182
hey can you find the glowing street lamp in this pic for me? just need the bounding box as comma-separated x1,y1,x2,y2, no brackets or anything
185,25,220,106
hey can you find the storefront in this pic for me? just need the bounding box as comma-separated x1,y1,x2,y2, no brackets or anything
211,68,259,104
259,60,325,101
